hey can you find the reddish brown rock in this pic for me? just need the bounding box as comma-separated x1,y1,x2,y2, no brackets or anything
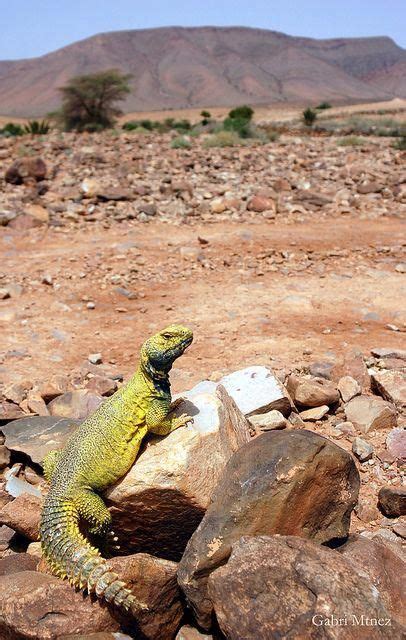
178,430,359,629
386,428,406,464
39,374,70,402
207,536,400,639
338,376,361,403
47,389,104,420
338,535,405,623
109,553,183,640
371,369,406,408
0,401,26,422
0,444,11,469
0,571,119,639
378,486,406,517
247,195,275,213
85,375,118,396
333,350,371,391
0,552,38,576
0,493,42,540
176,627,213,640
287,374,339,407
5,157,47,184
344,396,397,433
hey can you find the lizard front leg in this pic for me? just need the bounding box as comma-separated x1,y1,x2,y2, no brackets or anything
146,396,193,435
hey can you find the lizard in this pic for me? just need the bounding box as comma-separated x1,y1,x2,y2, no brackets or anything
39,324,193,616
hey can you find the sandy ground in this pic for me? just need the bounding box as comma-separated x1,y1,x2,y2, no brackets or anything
1,217,405,392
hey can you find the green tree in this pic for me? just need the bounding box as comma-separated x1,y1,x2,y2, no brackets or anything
59,69,132,132
200,110,211,125
303,107,317,127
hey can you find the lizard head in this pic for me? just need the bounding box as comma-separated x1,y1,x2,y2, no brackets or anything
141,324,193,373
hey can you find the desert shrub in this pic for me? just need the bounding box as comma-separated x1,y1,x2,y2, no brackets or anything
316,102,332,110
200,110,211,125
337,136,366,146
23,120,51,135
59,69,131,132
223,105,254,138
0,122,24,136
171,136,192,149
303,108,317,126
203,130,240,147
258,124,280,141
393,135,406,150
228,105,254,121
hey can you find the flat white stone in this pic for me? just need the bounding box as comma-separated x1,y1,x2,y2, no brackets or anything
219,366,291,416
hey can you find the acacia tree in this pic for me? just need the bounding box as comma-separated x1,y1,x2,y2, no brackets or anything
59,69,132,131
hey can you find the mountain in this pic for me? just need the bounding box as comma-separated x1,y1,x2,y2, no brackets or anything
0,26,405,117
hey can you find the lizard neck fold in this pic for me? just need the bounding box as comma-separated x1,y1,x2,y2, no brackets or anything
140,358,171,393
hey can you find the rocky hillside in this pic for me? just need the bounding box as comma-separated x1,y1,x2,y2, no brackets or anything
0,26,405,116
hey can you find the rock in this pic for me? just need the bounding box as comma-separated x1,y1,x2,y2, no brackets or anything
371,347,406,360
4,465,42,498
248,409,287,430
176,627,213,640
137,203,157,216
386,428,406,464
0,525,15,552
378,486,406,517
0,210,17,226
27,541,43,558
0,401,26,422
299,405,329,421
108,553,183,640
393,522,406,538
26,393,50,416
333,350,371,391
86,375,118,396
47,390,104,420
247,195,275,213
0,553,38,576
39,374,70,402
207,535,400,639
370,369,406,408
357,181,382,194
352,436,374,461
5,157,47,184
1,416,79,466
0,493,42,540
59,634,132,640
210,198,227,213
0,444,11,469
106,385,250,559
0,572,119,639
0,287,10,299
24,203,49,224
338,376,361,402
344,396,397,433
338,535,405,623
308,361,334,379
287,375,339,407
3,381,29,404
178,430,359,628
219,366,292,416
88,353,103,365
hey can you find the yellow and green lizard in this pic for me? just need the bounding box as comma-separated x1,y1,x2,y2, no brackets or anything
40,324,193,615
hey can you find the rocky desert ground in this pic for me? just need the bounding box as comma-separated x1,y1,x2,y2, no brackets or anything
0,120,405,639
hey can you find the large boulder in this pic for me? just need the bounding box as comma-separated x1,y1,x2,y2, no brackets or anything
207,536,401,639
0,553,38,576
338,535,405,623
106,385,250,560
178,430,359,629
0,571,120,639
1,416,80,466
378,486,406,517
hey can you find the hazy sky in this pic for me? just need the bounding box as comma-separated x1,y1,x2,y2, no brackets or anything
0,0,404,59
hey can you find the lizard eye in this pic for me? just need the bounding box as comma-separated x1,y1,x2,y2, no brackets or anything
162,332,172,339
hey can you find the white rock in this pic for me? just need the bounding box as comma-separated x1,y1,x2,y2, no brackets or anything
219,366,291,416
248,410,287,431
299,405,329,421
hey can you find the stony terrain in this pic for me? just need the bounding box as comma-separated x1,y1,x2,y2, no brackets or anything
0,128,405,639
